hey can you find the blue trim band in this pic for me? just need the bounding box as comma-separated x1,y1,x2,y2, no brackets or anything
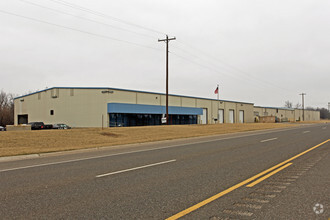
108,103,203,115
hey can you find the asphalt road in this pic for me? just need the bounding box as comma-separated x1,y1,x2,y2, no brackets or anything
0,124,329,219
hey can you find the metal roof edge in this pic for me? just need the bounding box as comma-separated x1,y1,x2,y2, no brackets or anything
14,86,254,104
14,88,54,100
254,106,301,111
255,106,320,112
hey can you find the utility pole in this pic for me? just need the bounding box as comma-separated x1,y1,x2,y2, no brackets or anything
299,93,306,121
216,84,219,123
158,35,176,125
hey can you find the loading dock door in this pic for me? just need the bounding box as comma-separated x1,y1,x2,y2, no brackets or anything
18,114,28,124
218,109,224,123
239,110,244,123
200,108,207,124
229,110,234,123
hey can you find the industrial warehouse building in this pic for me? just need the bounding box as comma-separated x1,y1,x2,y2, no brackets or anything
253,106,320,122
14,87,320,127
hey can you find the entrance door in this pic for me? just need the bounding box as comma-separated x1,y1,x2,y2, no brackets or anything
239,110,244,123
229,110,234,123
218,109,224,123
200,108,207,124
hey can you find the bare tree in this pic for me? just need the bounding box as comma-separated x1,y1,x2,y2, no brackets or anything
316,107,330,119
295,103,302,109
0,90,14,126
284,100,293,108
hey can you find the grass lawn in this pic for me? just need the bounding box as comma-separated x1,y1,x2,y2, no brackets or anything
0,121,328,157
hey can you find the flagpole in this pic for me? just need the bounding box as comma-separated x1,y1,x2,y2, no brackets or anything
217,84,219,124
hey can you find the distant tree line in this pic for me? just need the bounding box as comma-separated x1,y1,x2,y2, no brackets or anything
284,100,330,119
306,107,330,119
0,90,14,126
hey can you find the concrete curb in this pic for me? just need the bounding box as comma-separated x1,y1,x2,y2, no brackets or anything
0,154,40,162
0,123,322,163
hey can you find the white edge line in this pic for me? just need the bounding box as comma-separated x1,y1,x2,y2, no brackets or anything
260,137,278,143
96,159,176,178
0,124,322,173
302,131,310,133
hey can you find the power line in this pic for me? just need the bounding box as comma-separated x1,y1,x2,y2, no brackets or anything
170,51,297,95
170,51,259,85
3,5,248,87
16,0,287,93
4,1,298,100
44,0,166,35
171,45,273,89
20,0,273,92
171,44,204,61
170,52,255,83
0,9,162,51
16,0,279,92
175,40,296,93
176,40,296,92
17,0,157,40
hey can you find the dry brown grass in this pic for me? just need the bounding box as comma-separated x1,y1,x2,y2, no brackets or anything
296,119,330,124
0,122,315,157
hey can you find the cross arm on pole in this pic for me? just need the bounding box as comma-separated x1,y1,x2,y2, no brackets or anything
158,37,176,42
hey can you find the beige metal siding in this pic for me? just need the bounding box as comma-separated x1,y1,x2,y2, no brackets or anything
196,99,212,124
15,89,108,127
16,88,313,128
254,107,320,122
136,93,160,105
236,103,254,123
181,97,196,107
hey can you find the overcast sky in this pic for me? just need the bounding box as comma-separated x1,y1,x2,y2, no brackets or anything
0,0,329,108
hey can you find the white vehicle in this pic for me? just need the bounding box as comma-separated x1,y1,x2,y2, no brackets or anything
53,124,71,129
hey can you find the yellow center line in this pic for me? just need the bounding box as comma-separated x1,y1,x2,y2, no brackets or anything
166,139,329,220
246,163,292,187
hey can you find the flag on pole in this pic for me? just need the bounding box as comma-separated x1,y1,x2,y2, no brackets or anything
214,86,219,94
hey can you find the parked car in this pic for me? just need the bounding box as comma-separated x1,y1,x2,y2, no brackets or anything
28,122,45,130
44,124,53,129
53,124,71,129
0,126,6,131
